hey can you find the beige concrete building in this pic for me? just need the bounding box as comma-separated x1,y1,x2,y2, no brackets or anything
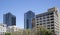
32,18,35,28
35,7,60,35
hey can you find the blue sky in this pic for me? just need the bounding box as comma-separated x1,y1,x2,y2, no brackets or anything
0,0,60,29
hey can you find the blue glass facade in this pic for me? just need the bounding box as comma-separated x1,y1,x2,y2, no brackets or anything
24,10,35,29
3,12,16,26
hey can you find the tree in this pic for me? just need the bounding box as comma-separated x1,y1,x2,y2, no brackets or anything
5,33,11,35
22,29,31,35
11,29,23,35
31,25,54,35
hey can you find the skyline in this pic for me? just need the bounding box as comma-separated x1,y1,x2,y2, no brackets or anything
0,0,60,28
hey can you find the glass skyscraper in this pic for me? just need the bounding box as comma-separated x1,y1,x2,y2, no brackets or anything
24,10,35,29
3,12,16,26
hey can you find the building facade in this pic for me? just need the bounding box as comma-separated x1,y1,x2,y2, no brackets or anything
24,10,35,29
32,18,35,28
7,26,21,32
0,23,7,35
35,7,60,35
3,12,16,26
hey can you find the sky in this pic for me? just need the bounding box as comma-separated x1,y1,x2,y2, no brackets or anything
0,0,60,29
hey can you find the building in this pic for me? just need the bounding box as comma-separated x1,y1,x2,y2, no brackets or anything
24,10,35,29
0,23,7,35
35,7,60,35
3,12,16,26
32,18,35,28
7,26,22,32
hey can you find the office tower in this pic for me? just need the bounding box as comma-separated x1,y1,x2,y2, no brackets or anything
24,10,35,29
35,7,60,35
3,12,16,26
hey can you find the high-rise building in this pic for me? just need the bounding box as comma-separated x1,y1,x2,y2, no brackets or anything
24,10,35,29
3,12,16,26
35,7,60,35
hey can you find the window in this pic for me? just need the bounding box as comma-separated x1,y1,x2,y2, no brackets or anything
43,23,45,24
47,16,49,18
50,12,53,15
47,14,49,15
52,30,54,32
47,27,50,29
37,18,39,21
47,25,50,27
37,22,39,23
51,27,54,29
36,17,38,18
51,24,54,26
39,16,42,17
37,24,39,25
40,18,42,20
47,19,50,21
50,15,54,18
51,21,54,23
51,18,54,20
43,17,46,19
40,23,42,25
40,21,42,22
43,20,46,22
47,22,50,24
